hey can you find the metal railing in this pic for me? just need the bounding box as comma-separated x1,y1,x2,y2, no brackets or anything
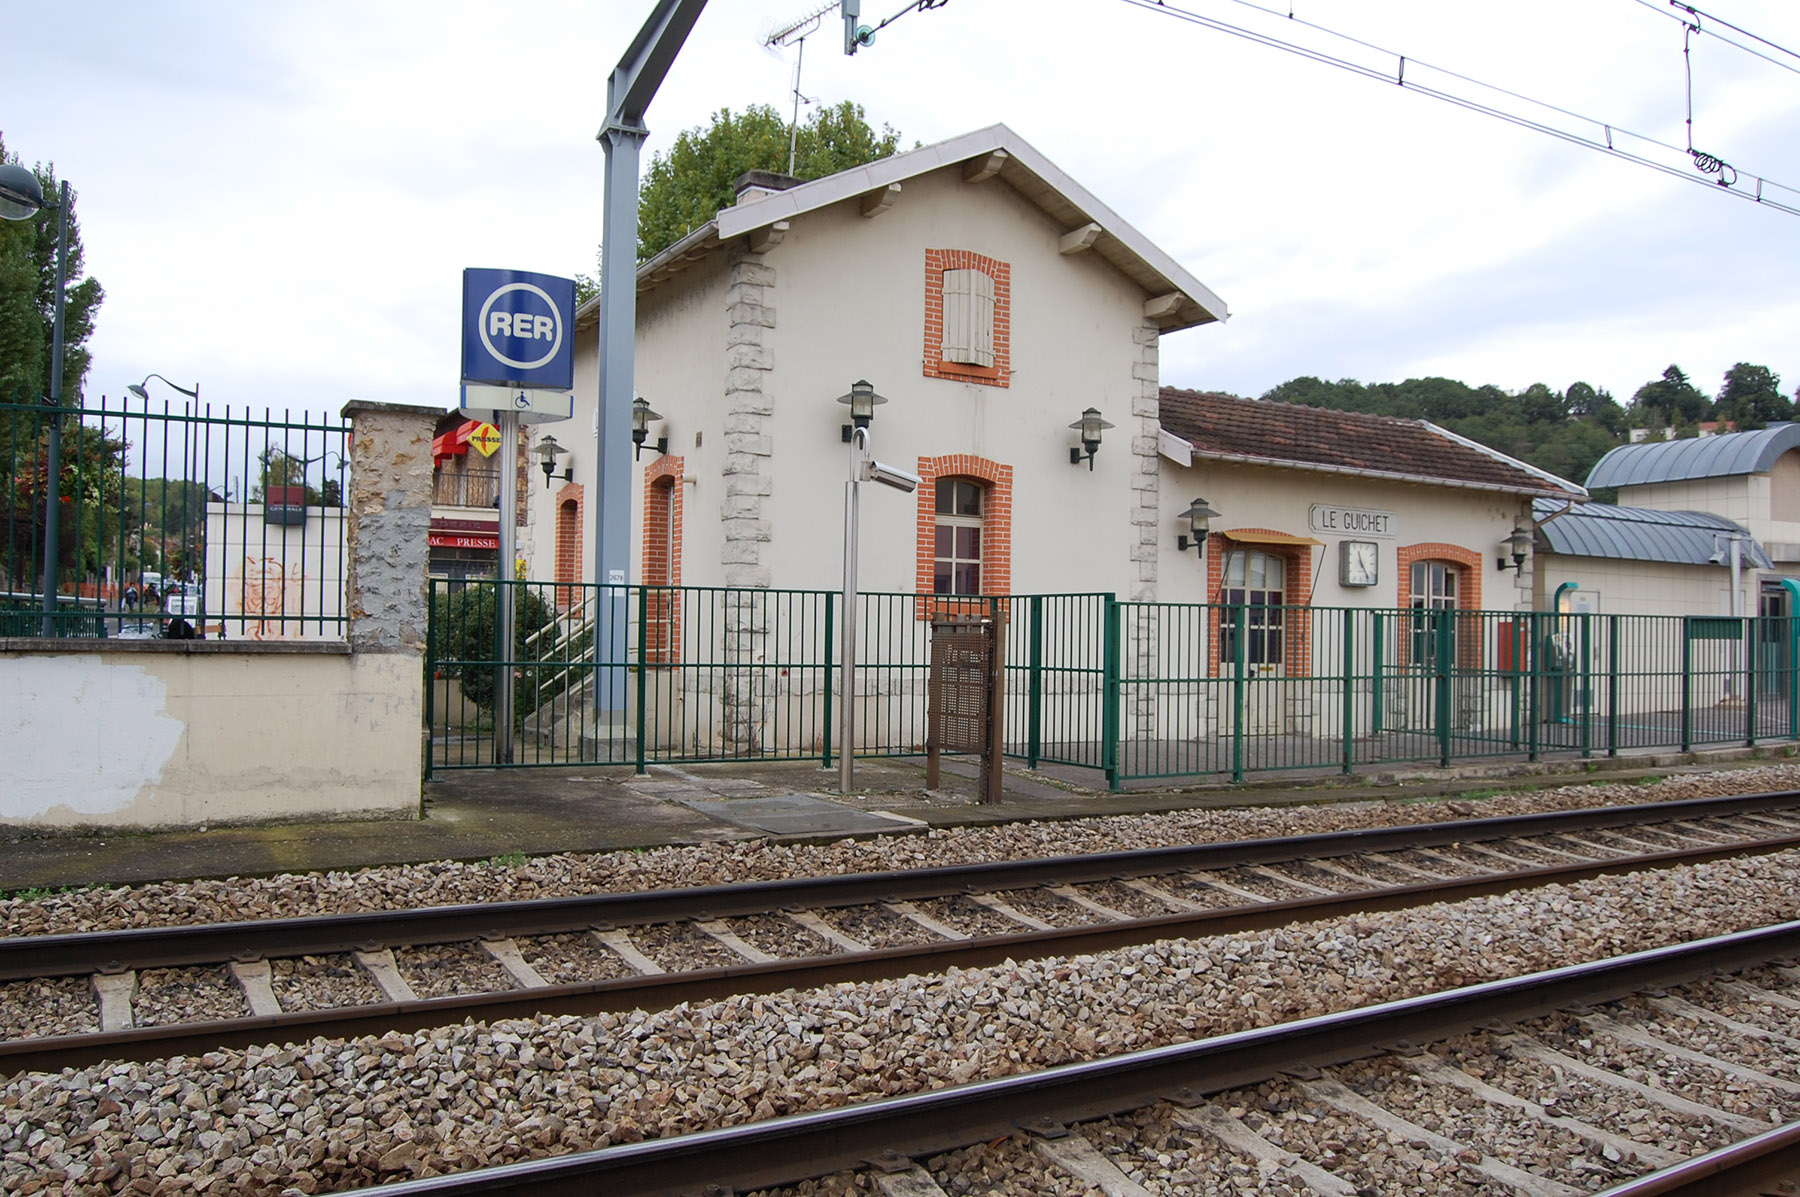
432,468,498,509
426,581,1800,783
1,392,350,640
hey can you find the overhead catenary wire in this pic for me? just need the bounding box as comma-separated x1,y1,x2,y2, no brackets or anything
1624,0,1800,77
1118,0,1800,218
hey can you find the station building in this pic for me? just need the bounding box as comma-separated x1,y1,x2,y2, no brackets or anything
517,124,1586,625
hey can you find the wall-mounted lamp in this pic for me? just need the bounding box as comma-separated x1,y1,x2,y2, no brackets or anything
534,434,572,488
1067,407,1114,470
1497,523,1533,571
631,396,667,461
835,378,888,442
1176,497,1220,554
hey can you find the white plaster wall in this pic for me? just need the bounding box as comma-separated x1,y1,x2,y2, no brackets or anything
1617,477,1755,523
1532,555,1745,620
752,168,1150,596
204,502,347,639
1155,461,1536,611
1,648,419,829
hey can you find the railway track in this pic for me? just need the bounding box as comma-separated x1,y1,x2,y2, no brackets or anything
348,920,1800,1197
6,791,1800,1078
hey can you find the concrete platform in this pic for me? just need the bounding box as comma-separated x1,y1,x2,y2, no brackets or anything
0,747,1791,893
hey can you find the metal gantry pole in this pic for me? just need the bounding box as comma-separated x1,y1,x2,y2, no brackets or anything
38,181,68,638
839,426,865,794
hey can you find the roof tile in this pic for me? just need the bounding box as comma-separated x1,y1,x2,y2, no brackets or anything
1159,389,1580,496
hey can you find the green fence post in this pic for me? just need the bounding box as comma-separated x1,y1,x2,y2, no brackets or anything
424,580,437,782
1527,611,1541,763
1372,614,1385,737
1232,604,1248,784
821,591,835,769
1747,616,1759,748
634,585,649,775
1606,615,1620,758
1681,625,1693,754
1028,595,1044,769
1578,613,1592,760
1434,609,1452,768
1102,594,1121,790
1341,606,1355,775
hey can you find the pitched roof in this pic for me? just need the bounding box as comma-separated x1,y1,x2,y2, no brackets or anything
1586,423,1800,488
1531,498,1772,567
579,124,1228,333
1158,389,1587,498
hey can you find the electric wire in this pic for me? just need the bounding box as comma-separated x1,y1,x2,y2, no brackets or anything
1624,0,1800,77
1117,0,1800,218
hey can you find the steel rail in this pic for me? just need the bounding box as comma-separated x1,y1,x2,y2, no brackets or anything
5,831,1797,1076
341,919,1800,1196
6,790,1797,982
1593,1119,1800,1195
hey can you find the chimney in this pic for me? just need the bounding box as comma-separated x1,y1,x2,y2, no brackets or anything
733,169,803,205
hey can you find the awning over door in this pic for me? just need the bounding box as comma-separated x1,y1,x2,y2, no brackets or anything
1218,530,1324,547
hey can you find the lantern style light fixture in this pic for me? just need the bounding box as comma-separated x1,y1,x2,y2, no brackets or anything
835,378,888,442
1176,497,1220,554
1067,407,1114,470
534,434,572,488
631,396,667,461
1497,523,1533,571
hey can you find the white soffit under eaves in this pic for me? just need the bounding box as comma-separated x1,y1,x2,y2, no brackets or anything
714,124,1230,327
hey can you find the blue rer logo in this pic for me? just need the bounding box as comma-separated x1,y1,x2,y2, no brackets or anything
477,282,564,372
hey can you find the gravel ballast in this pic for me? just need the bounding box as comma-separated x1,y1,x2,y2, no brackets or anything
7,764,1800,939
6,844,1800,1195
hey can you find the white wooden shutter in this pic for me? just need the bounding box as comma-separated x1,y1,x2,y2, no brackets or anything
941,269,995,367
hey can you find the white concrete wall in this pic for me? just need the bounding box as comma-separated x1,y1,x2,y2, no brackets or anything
1,645,418,829
204,502,347,639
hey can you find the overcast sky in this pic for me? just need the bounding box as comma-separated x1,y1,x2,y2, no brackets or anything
5,0,1798,420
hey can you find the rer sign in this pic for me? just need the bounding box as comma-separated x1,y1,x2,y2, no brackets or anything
461,268,576,391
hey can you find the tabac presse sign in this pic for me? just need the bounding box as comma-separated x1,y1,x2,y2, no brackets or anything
461,268,576,391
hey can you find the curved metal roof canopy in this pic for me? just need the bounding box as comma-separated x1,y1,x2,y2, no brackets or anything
1586,423,1800,488
1533,499,1773,568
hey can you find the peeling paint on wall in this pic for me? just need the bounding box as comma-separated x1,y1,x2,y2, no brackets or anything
4,656,185,818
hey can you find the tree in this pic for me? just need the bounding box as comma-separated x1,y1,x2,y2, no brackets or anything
631,102,902,263
1715,362,1792,430
0,133,104,407
1629,364,1708,426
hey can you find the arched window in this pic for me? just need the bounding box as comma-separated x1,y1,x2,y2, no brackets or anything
640,457,684,663
933,478,984,596
553,490,582,612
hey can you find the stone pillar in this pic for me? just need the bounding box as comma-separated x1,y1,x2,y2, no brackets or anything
720,252,776,753
1128,322,1163,736
341,401,439,654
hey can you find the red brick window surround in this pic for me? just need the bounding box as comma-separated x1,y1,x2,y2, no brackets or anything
1204,532,1317,678
552,483,584,612
923,249,1011,388
641,455,684,664
914,454,1012,619
1396,543,1483,668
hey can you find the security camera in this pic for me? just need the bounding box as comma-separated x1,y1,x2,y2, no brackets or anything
863,458,921,493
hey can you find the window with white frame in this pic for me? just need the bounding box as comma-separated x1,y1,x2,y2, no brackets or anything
940,268,995,367
933,478,984,595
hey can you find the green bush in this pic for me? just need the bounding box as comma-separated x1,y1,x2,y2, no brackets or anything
438,583,557,729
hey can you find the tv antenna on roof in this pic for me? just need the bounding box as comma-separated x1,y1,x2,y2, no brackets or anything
760,2,839,175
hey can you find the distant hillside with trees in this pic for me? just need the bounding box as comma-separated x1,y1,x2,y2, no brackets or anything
1256,363,1797,494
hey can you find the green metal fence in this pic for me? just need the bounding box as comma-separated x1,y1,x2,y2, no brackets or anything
0,392,349,640
426,580,1800,784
